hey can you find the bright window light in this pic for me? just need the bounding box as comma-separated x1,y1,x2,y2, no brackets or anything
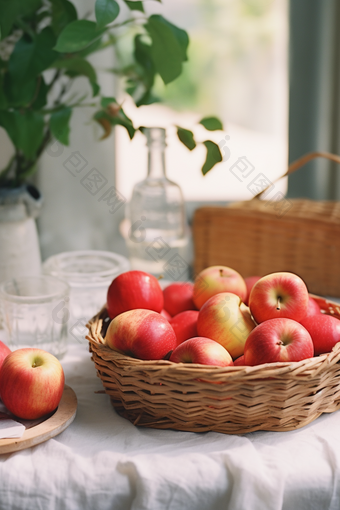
116,0,288,203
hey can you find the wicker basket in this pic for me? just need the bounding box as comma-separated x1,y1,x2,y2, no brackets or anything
193,152,340,297
87,296,340,435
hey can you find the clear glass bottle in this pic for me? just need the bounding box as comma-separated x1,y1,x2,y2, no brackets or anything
126,127,191,281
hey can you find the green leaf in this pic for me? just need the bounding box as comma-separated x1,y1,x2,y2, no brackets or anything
202,141,222,175
53,57,96,83
134,35,155,88
91,81,100,96
0,74,8,109
94,109,135,139
116,109,136,139
0,111,17,146
0,0,41,40
77,38,103,58
4,73,36,107
54,20,106,53
31,76,49,110
8,28,58,85
53,57,100,96
51,0,78,36
50,108,72,145
95,0,120,29
135,90,159,107
124,1,144,12
19,111,45,159
0,110,44,159
148,15,189,61
101,97,117,108
176,127,196,151
145,15,188,84
199,116,223,131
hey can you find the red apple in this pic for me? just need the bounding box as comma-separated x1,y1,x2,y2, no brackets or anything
197,292,256,359
107,270,163,319
305,296,321,317
105,309,176,360
0,348,65,420
160,309,172,321
299,314,340,355
244,318,314,365
249,272,309,324
163,282,196,317
244,276,261,306
0,340,11,373
193,265,247,310
233,354,246,366
170,337,233,367
169,310,199,347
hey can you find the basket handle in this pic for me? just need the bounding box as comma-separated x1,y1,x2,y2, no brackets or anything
253,151,340,199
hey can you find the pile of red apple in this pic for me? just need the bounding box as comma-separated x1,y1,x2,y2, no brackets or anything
0,342,65,420
104,267,340,367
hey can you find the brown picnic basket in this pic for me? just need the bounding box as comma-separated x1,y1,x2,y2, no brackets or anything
193,152,340,297
86,151,340,435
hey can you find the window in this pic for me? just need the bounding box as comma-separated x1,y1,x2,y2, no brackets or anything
116,0,288,203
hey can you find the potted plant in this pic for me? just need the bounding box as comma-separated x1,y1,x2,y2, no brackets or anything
0,0,223,282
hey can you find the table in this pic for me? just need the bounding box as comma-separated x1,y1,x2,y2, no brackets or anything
1,338,340,510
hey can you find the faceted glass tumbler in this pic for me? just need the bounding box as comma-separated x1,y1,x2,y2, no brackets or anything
42,250,130,342
0,276,70,359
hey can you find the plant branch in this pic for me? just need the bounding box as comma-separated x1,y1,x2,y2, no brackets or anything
107,17,145,31
49,69,62,91
14,18,36,40
17,128,52,181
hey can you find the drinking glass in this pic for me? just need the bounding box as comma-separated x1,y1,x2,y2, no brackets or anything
0,276,70,358
42,250,129,342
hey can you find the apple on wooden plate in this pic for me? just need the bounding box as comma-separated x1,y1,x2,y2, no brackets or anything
0,340,11,373
0,348,65,420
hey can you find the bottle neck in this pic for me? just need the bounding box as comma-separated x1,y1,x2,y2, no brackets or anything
147,145,166,179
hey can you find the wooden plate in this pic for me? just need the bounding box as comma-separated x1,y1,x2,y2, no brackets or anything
0,385,77,454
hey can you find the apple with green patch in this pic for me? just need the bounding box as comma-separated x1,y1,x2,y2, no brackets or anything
197,292,256,359
170,337,233,367
193,265,247,310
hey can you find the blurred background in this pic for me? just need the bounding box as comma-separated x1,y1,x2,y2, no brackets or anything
1,0,339,261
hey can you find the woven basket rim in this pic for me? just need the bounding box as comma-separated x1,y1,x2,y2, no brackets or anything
86,295,340,381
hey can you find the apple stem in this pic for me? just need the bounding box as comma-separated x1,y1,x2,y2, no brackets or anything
219,269,223,277
157,275,164,281
277,297,281,311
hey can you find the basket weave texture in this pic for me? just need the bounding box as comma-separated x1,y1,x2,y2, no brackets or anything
87,296,340,435
193,199,340,297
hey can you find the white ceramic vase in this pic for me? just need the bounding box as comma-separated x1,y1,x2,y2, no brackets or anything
0,185,42,284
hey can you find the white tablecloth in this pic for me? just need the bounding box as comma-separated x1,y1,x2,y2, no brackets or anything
1,338,340,510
